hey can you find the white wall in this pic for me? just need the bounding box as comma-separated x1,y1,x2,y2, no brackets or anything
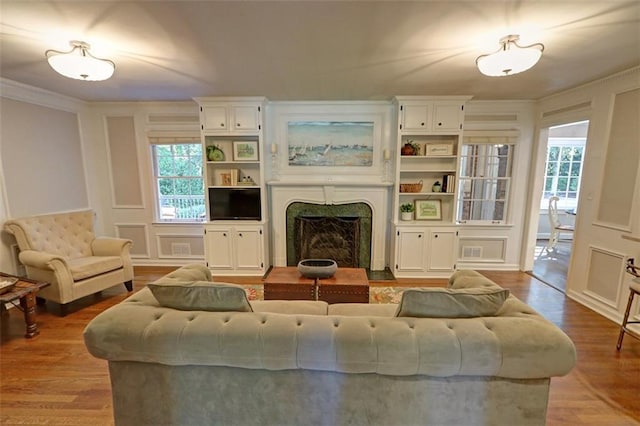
527,67,640,324
0,81,89,217
0,79,91,274
456,100,535,270
83,102,204,266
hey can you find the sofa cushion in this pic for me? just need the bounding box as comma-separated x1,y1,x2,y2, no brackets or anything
395,287,510,318
448,270,505,290
328,303,398,317
67,256,123,281
155,264,212,283
250,300,328,315
148,281,253,312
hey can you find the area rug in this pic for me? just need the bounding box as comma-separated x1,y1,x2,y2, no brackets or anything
243,285,404,304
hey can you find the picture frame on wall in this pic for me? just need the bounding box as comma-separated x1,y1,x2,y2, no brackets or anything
415,199,442,220
233,141,259,161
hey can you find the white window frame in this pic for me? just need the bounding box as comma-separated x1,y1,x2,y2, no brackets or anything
457,133,516,224
540,137,586,211
149,136,205,223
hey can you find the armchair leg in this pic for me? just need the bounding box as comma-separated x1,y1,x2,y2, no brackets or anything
124,280,133,292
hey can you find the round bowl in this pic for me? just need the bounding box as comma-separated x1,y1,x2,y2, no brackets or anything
0,277,18,295
297,259,338,279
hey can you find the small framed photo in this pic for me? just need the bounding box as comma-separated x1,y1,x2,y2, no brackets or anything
415,199,442,220
233,141,259,161
218,171,232,186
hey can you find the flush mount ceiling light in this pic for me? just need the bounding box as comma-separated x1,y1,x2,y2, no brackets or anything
45,40,115,81
476,34,544,77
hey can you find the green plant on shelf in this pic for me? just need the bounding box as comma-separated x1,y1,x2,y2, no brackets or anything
400,202,415,213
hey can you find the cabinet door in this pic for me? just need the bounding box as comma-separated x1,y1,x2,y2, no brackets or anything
234,227,263,270
395,229,426,272
402,105,430,130
427,230,457,271
205,228,234,269
233,106,259,131
202,107,228,132
432,104,462,132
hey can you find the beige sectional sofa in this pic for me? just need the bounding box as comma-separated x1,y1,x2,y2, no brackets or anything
84,265,576,426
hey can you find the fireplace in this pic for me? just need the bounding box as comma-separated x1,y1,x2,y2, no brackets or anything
286,202,372,269
269,183,391,271
294,216,360,267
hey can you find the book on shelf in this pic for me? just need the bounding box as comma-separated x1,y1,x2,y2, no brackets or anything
442,174,455,193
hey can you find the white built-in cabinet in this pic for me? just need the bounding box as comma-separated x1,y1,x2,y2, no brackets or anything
394,227,458,274
204,225,267,272
194,97,269,276
201,104,261,133
401,102,465,132
392,96,470,278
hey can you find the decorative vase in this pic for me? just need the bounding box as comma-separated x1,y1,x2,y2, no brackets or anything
401,212,413,221
432,181,442,192
207,146,224,161
401,143,415,156
297,259,338,279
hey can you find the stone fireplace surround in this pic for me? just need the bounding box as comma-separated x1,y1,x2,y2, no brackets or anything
289,204,370,268
268,182,392,270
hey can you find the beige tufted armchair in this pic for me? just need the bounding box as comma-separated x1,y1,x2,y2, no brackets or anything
4,209,133,315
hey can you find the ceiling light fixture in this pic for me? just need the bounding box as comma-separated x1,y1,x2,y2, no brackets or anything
476,34,544,77
45,40,115,81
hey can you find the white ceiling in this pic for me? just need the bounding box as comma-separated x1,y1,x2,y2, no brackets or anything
1,1,639,102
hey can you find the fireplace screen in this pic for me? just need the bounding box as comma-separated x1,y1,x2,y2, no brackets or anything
294,216,360,267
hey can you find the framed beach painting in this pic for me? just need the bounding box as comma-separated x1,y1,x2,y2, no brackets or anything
415,199,442,220
287,121,374,167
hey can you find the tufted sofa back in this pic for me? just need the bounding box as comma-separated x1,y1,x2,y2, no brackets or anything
4,210,95,258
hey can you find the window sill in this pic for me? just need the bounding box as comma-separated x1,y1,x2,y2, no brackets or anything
457,222,514,229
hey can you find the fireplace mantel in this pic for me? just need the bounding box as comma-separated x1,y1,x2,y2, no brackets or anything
268,182,393,270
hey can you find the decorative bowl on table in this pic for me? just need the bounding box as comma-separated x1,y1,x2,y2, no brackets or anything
0,277,18,295
297,259,338,279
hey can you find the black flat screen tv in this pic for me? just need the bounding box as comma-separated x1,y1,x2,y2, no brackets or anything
209,188,262,220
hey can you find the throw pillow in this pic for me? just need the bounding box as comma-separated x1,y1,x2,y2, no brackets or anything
156,264,213,283
448,270,504,290
148,280,253,312
395,287,509,318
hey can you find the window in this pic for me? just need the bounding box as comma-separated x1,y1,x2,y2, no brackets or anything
457,134,516,223
540,136,586,211
150,137,205,222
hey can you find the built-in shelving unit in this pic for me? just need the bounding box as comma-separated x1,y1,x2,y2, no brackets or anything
391,96,471,278
194,97,269,276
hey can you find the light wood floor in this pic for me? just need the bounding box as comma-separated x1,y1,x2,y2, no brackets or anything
532,239,572,292
1,267,638,425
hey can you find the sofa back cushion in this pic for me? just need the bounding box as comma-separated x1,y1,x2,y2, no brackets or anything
395,287,509,318
148,281,253,312
448,270,504,290
4,210,94,258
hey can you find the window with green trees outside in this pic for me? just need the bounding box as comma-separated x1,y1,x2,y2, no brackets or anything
151,139,205,222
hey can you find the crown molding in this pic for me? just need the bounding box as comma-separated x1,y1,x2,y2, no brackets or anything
0,78,86,113
541,66,640,103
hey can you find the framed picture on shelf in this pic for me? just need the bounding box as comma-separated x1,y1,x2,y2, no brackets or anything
415,199,442,220
233,141,259,161
217,170,232,186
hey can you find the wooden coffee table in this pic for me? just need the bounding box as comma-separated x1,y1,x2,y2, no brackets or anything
264,267,369,304
0,272,50,338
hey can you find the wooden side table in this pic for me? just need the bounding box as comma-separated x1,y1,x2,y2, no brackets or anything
264,267,369,303
0,273,50,338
